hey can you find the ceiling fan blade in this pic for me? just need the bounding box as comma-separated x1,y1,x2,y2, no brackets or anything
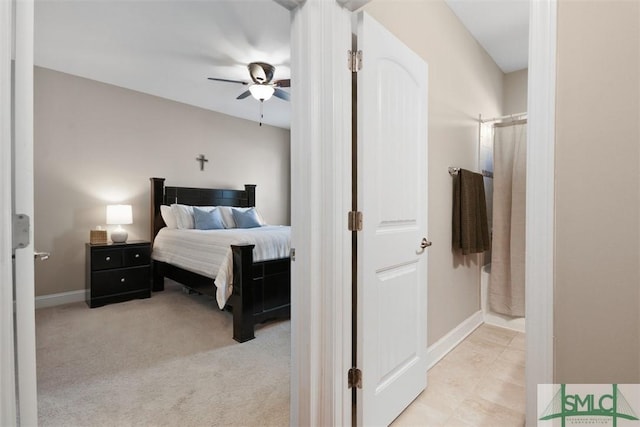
273,88,290,102
207,77,248,85
274,79,290,88
236,90,252,100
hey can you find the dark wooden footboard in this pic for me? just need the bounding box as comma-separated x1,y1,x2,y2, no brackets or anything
231,245,291,342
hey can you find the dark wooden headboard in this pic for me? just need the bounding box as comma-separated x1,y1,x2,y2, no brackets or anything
150,177,256,245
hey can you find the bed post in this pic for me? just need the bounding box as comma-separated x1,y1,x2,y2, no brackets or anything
245,184,256,207
150,177,166,291
150,177,166,245
231,244,256,342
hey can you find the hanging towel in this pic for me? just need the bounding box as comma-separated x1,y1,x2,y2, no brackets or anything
452,169,490,254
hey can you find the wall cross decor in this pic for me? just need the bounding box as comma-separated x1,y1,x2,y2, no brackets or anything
196,154,209,171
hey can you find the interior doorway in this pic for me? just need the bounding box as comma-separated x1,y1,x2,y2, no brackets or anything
33,1,294,425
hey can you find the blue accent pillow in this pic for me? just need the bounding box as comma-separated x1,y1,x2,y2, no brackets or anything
232,208,262,229
193,207,225,230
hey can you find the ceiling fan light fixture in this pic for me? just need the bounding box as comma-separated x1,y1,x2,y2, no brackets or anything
249,84,274,101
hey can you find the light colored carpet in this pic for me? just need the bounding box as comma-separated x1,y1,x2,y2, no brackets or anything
36,280,290,427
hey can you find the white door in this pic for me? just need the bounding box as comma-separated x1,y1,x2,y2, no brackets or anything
1,0,38,424
356,12,429,427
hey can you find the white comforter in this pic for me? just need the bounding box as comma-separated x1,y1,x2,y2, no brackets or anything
152,226,290,309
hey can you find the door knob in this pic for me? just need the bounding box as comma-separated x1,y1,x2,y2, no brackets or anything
420,238,432,249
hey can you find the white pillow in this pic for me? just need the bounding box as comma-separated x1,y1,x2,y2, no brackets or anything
219,206,266,228
171,204,195,229
217,207,235,228
160,205,178,229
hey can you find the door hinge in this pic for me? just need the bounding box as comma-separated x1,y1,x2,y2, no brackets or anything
348,211,363,231
348,50,362,72
348,367,362,389
12,213,30,250
290,248,296,261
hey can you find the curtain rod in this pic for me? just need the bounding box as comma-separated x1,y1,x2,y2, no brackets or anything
479,112,527,123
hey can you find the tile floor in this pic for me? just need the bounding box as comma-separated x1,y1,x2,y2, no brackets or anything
392,324,525,427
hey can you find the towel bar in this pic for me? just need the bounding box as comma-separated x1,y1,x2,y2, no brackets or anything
448,167,493,178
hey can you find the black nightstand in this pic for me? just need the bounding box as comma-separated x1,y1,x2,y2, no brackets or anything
86,240,151,308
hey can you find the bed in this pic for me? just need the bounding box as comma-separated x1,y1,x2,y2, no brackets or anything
150,177,291,342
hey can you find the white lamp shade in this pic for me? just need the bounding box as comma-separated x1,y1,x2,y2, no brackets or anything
249,84,274,101
106,204,133,225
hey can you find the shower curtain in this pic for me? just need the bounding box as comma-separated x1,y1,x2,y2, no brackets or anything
489,121,527,317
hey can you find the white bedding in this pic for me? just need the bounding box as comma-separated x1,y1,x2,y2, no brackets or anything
152,226,291,309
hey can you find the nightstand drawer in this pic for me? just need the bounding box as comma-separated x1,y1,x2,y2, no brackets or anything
91,248,123,270
123,246,150,267
91,266,149,298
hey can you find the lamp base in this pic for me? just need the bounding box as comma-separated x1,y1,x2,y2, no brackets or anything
111,228,128,243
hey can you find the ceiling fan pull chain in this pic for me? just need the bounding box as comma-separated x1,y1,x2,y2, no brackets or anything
259,100,264,126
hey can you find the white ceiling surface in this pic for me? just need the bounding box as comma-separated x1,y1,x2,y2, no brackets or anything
445,0,529,73
36,1,528,129
35,1,292,128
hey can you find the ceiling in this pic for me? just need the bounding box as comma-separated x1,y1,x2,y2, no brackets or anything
444,0,529,73
35,1,528,130
35,0,292,128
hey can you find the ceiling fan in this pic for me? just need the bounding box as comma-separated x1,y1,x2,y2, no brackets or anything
208,62,290,102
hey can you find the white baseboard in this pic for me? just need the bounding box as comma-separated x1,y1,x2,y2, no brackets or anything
426,310,483,370
35,290,85,309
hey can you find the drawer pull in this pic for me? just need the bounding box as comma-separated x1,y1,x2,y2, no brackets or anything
135,254,140,258
105,256,111,261
120,278,126,283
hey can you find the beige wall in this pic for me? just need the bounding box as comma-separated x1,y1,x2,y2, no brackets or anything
503,68,528,115
363,1,504,345
555,0,639,382
34,67,291,296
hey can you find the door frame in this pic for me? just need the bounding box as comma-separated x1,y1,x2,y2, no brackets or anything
288,1,354,424
525,0,557,424
13,0,39,424
0,0,17,422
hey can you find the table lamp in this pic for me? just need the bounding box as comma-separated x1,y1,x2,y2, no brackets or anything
106,204,133,243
